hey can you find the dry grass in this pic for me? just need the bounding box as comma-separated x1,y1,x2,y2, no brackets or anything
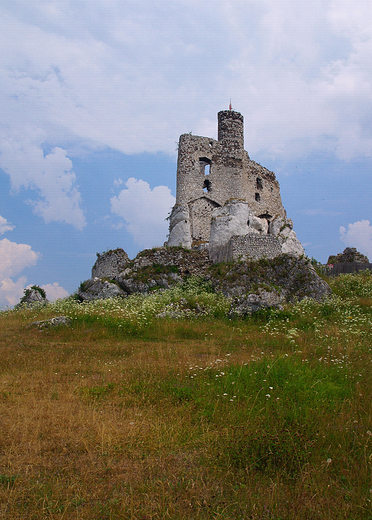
0,280,372,518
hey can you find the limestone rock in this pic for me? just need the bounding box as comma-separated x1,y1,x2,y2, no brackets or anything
269,217,305,257
27,316,71,329
92,248,130,278
209,201,271,250
17,285,48,307
115,247,210,295
209,201,250,248
78,278,126,301
250,215,268,234
211,255,331,303
166,204,192,249
229,288,285,318
327,247,369,265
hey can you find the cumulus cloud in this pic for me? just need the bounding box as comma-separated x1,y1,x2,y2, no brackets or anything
0,238,39,307
0,238,69,306
340,220,372,259
41,282,69,301
0,276,28,308
0,216,14,235
110,178,175,248
0,134,86,229
0,238,39,280
1,0,372,163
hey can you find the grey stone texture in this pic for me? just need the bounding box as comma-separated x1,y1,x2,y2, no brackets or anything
327,247,369,265
167,109,304,260
78,278,126,301
229,289,285,318
78,247,331,313
210,234,282,264
92,248,130,279
17,286,48,308
210,254,331,304
27,316,71,329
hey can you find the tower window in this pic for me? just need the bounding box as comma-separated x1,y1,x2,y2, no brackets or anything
256,177,263,190
255,192,260,202
199,157,211,175
203,179,211,192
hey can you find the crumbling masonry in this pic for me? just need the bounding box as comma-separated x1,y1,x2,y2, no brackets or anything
167,109,304,261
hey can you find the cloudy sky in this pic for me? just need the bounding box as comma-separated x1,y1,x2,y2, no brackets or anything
1,0,372,306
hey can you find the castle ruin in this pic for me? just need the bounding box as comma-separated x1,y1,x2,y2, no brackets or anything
167,108,304,262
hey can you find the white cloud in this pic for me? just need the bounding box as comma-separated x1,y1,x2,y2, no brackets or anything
41,282,69,301
0,133,86,229
0,216,14,235
0,238,39,280
0,238,39,307
1,0,372,164
340,220,372,259
0,276,28,308
110,178,175,248
0,239,69,306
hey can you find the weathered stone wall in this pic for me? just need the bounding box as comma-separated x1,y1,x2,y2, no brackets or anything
169,109,287,248
209,234,282,264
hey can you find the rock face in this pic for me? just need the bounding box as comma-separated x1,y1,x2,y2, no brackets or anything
166,204,192,249
77,247,331,315
208,201,304,262
327,247,369,265
17,285,48,307
167,109,304,261
228,289,285,318
78,278,126,301
92,248,130,278
210,255,331,301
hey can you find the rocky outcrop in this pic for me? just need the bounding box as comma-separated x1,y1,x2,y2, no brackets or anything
92,248,130,278
166,204,192,249
327,247,369,265
77,247,211,301
76,247,331,315
17,285,48,307
269,217,305,257
78,278,126,301
209,201,263,247
169,200,305,261
229,288,285,318
209,254,331,304
115,247,210,295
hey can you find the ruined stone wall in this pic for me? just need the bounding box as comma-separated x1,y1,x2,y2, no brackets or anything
190,197,219,243
169,109,289,247
209,234,282,264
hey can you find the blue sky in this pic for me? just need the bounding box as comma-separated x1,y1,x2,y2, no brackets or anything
1,0,372,306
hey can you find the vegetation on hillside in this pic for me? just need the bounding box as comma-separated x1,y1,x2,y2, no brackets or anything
0,271,372,518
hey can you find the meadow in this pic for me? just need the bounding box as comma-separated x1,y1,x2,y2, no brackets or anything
0,272,372,519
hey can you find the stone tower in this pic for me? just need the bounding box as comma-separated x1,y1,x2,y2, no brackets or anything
167,108,304,260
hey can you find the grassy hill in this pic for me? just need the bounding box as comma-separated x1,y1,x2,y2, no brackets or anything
0,272,372,519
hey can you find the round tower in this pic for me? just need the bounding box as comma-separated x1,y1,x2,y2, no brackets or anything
217,110,244,149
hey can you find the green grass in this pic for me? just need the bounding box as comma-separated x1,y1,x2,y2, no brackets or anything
0,272,372,518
